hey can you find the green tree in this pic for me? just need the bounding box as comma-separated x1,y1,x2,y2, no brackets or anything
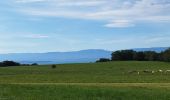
144,51,159,61
96,58,110,62
111,50,135,61
161,48,170,62
51,65,57,69
133,52,145,61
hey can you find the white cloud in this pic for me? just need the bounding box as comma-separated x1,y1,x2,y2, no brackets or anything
24,34,49,39
0,32,50,39
104,20,135,28
93,33,170,50
145,36,170,43
12,0,170,28
56,1,106,6
15,0,46,3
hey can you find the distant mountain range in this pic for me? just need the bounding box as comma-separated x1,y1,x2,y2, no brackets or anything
0,49,112,64
0,47,169,64
133,47,169,53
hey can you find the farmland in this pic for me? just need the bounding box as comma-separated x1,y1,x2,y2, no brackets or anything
1,61,170,99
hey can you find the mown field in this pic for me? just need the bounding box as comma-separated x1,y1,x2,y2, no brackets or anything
1,61,170,100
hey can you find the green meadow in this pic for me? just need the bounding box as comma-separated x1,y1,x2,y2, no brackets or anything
1,61,170,100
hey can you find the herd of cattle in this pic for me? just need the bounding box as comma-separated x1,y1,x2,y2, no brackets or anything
128,69,170,74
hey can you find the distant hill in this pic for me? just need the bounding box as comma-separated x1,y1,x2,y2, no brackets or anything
133,47,169,53
0,49,112,64
0,47,169,64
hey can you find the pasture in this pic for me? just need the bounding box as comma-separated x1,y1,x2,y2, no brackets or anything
1,61,170,100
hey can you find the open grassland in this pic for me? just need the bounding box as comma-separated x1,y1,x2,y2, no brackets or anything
1,61,170,100
0,61,170,83
1,83,170,100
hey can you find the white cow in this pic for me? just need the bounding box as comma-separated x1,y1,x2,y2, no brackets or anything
165,70,170,74
158,70,163,73
152,71,155,74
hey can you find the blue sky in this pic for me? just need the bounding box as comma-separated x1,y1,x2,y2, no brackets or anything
0,0,170,53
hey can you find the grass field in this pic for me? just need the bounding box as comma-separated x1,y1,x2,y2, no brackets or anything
1,61,170,100
1,83,170,100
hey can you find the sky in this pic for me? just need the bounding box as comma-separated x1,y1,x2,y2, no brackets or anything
0,0,170,53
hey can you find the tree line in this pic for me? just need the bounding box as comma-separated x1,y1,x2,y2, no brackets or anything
0,61,38,67
96,48,170,62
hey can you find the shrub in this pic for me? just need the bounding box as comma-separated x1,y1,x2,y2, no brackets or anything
51,65,56,69
0,61,20,67
31,63,38,66
96,58,111,63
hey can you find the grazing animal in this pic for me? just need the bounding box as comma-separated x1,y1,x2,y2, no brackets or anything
165,70,170,74
137,72,140,75
143,70,152,73
128,70,139,74
151,71,155,74
143,70,154,74
128,70,137,74
158,70,163,73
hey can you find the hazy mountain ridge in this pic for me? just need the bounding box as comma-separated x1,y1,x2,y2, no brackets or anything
133,47,169,53
0,49,112,64
0,47,169,64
